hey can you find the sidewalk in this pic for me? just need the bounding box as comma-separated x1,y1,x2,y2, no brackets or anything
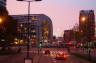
33,55,42,63
33,52,52,63
70,48,96,62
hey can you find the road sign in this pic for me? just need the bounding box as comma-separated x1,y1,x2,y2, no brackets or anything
24,58,32,63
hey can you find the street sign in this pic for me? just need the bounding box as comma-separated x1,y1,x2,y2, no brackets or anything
24,58,32,63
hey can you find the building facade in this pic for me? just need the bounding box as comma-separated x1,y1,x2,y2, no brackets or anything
12,14,53,46
63,30,74,42
0,0,8,15
79,10,95,42
0,0,6,7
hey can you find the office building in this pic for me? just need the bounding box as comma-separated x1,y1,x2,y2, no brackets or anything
12,14,53,46
63,30,74,42
79,10,95,42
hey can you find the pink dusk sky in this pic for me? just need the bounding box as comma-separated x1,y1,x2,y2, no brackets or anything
6,0,96,37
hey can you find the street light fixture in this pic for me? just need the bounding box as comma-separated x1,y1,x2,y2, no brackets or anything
0,18,3,24
81,17,86,22
16,0,42,62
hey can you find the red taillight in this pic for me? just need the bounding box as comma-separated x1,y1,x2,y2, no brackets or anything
56,54,60,57
64,54,68,58
72,46,76,48
64,54,69,58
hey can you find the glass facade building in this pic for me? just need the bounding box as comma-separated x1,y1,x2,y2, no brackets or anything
12,14,53,46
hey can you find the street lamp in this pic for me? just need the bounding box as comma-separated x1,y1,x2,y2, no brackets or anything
16,0,42,62
0,18,3,24
81,17,86,22
81,16,92,59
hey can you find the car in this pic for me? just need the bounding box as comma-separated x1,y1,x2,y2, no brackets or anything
44,50,50,55
55,51,69,60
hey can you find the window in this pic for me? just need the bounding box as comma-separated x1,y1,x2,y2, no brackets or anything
32,16,38,20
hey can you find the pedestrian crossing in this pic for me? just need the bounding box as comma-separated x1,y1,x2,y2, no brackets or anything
22,49,68,54
22,50,39,53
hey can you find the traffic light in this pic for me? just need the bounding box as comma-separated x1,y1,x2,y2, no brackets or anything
17,0,24,1
39,42,43,47
35,0,42,1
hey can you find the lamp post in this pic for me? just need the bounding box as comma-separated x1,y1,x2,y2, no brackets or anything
81,16,91,60
17,0,42,61
81,16,87,56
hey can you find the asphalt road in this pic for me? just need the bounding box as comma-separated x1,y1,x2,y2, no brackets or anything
0,47,90,63
40,48,90,63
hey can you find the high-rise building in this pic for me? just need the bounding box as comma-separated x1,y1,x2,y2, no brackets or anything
0,0,6,7
79,10,95,42
12,14,53,46
0,0,8,16
63,30,74,42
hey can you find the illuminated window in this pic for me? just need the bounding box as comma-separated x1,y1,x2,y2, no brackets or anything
43,20,48,24
32,16,38,20
45,31,48,34
24,28,27,30
33,35,36,38
17,28,21,32
80,30,83,32
31,35,36,38
14,38,18,41
31,29,36,33
20,24,23,27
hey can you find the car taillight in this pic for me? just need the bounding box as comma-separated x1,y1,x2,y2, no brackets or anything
59,52,63,54
64,55,67,58
64,54,69,58
57,54,60,57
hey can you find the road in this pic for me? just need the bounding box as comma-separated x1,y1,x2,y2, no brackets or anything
0,47,90,63
40,48,90,63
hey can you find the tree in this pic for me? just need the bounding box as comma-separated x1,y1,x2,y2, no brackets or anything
0,6,8,47
0,15,18,48
0,5,18,51
6,16,18,44
0,6,8,16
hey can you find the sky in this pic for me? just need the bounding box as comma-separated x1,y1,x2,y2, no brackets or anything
6,0,96,37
